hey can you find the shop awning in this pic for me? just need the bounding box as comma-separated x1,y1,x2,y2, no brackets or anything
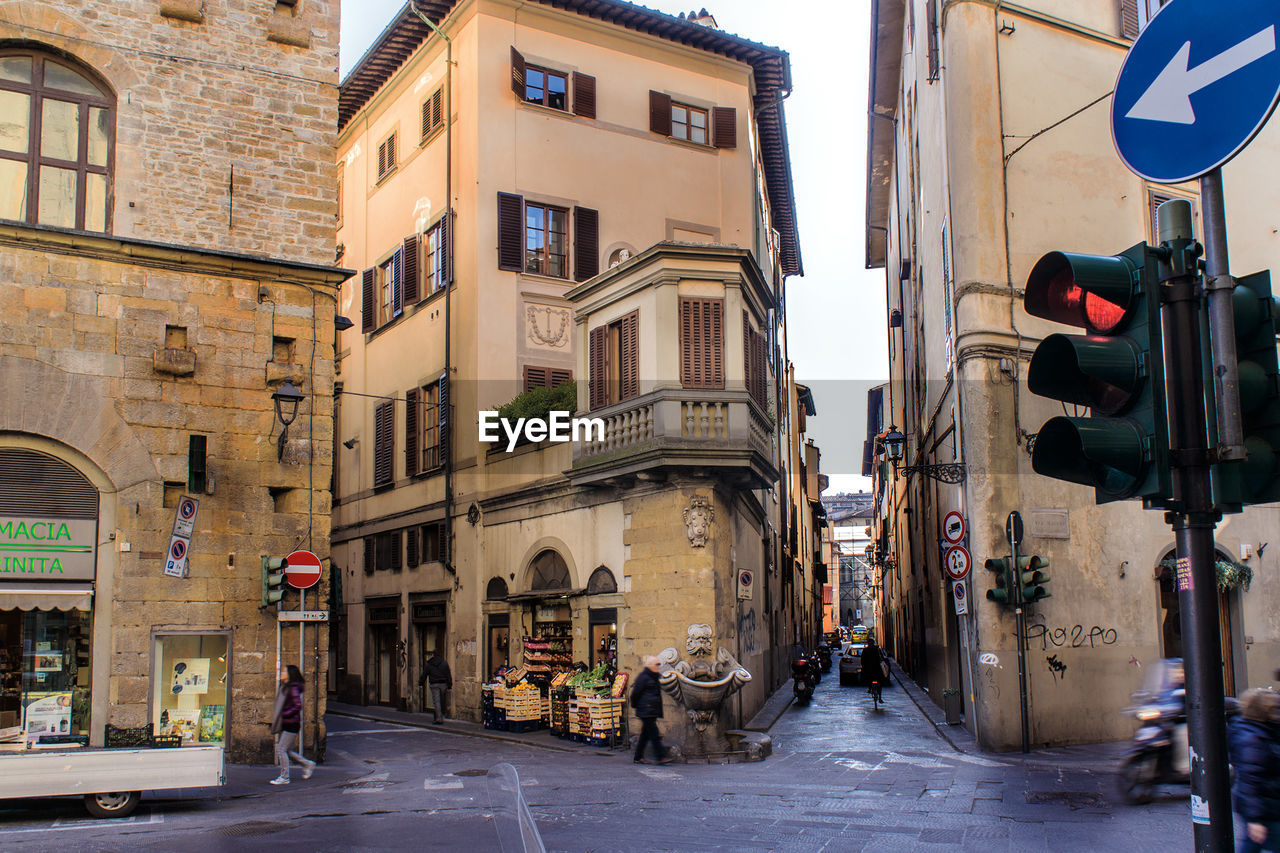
504,588,585,603
0,583,93,611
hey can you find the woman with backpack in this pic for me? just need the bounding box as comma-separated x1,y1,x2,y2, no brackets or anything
270,665,316,785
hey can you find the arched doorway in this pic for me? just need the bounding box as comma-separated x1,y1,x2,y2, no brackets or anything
1155,547,1245,695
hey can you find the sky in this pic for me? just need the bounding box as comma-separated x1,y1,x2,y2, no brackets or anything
340,1,887,494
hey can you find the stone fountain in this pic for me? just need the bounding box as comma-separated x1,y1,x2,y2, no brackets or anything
656,624,759,761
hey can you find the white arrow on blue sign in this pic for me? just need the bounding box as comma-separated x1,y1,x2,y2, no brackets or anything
1112,0,1280,184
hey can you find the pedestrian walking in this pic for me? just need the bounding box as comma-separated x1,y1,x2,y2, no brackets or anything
269,665,315,785
630,655,672,765
420,651,453,724
1228,688,1280,853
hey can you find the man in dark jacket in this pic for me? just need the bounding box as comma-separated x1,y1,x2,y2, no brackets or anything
630,655,671,764
1228,688,1280,852
419,652,453,724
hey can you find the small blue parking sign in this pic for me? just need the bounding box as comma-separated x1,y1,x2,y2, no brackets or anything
1112,0,1280,183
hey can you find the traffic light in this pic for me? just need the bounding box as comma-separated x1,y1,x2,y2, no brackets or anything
1016,555,1051,602
984,556,1012,605
1217,271,1280,509
261,556,286,607
1024,244,1171,506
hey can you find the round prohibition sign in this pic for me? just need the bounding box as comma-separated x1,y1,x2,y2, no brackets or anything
284,549,323,590
942,511,966,544
169,539,187,560
178,498,197,520
944,545,972,581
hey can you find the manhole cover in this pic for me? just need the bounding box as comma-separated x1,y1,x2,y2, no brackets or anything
1025,791,1107,809
217,820,296,836
453,769,487,777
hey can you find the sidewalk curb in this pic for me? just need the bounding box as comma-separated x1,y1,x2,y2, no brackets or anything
744,682,795,733
328,708,584,755
887,660,967,754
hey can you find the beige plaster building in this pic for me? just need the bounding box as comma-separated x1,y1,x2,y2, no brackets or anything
331,0,823,738
865,0,1280,750
0,1,344,762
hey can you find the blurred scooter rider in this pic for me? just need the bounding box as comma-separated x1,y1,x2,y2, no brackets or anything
1159,660,1189,778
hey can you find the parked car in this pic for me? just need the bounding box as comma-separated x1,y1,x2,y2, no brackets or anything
838,642,867,686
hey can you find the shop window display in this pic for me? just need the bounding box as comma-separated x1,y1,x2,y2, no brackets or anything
152,634,228,744
0,609,91,748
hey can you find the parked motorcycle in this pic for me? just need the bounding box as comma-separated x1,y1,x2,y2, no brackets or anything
815,644,833,673
792,653,815,703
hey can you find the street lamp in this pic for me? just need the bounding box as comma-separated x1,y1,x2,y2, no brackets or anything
880,424,966,483
272,379,305,461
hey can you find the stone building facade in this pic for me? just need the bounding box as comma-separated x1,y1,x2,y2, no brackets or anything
0,1,344,762
865,0,1280,750
330,0,823,739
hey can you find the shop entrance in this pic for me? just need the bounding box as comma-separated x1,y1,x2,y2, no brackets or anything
412,601,446,712
366,599,400,707
589,608,616,670
1157,548,1241,696
487,613,510,681
0,609,92,745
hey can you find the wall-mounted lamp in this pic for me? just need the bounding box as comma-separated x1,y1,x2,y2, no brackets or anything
342,437,358,450
882,424,967,483
335,315,354,331
272,379,304,461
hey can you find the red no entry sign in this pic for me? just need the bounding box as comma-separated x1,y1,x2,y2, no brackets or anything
284,549,322,590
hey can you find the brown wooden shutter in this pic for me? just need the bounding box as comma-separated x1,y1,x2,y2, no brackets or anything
550,368,572,387
364,537,376,574
573,206,599,282
497,192,524,271
752,328,768,405
524,365,549,391
680,299,724,389
511,46,526,97
406,526,419,568
572,72,596,119
432,88,443,131
441,211,452,285
589,325,608,409
402,234,421,304
742,311,753,397
405,387,420,476
712,107,736,149
926,0,940,81
437,370,449,472
1119,0,1140,38
361,267,376,332
440,520,450,566
374,400,394,487
390,530,402,571
620,311,639,402
649,90,671,135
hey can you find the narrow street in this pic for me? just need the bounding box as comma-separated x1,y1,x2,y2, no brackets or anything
0,654,1193,852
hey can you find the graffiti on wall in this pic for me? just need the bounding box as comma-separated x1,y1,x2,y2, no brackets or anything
1046,654,1068,681
738,608,759,655
1025,623,1118,651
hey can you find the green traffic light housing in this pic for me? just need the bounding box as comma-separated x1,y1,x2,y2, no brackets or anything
984,556,1013,605
261,555,287,607
1016,555,1051,602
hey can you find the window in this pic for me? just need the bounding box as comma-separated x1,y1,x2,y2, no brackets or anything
680,298,724,389
0,49,114,232
421,521,448,564
422,379,442,471
373,399,394,488
509,48,596,119
151,634,228,744
1,609,92,744
364,531,402,573
743,312,767,407
420,87,444,142
423,216,449,295
1122,0,1170,37
648,91,736,149
588,311,638,409
406,372,448,476
361,245,406,333
376,131,397,181
524,365,572,392
941,222,954,369
496,193,598,281
525,202,568,277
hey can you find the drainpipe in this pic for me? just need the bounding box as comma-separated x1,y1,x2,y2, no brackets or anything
410,2,457,582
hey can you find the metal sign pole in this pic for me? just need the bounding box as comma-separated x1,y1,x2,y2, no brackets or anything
1199,169,1245,461
299,588,305,755
1009,514,1030,754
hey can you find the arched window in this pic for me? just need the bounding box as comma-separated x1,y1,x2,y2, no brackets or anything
485,577,508,600
0,49,114,232
586,566,616,594
527,549,571,592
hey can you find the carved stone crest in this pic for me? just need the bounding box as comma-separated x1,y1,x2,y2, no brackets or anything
682,496,714,548
526,306,570,348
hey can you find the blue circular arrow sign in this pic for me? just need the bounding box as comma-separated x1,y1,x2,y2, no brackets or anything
1112,0,1280,184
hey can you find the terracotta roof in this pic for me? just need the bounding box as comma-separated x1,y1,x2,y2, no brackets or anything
339,0,801,276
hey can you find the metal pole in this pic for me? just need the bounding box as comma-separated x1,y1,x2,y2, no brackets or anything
1158,200,1233,852
1199,170,1245,461
299,589,305,754
1011,529,1030,753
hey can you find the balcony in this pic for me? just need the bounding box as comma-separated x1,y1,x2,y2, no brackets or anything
567,387,776,488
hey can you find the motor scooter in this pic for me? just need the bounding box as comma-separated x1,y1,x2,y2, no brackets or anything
792,653,815,703
1118,688,1188,804
815,643,833,673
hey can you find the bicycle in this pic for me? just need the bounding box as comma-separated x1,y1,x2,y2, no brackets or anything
869,677,883,710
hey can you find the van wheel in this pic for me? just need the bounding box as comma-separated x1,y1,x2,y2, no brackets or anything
84,791,141,818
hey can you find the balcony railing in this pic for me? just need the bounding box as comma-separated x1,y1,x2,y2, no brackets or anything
568,387,777,487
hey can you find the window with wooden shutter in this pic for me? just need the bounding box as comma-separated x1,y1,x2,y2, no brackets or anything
437,371,449,472
589,325,609,410
525,203,568,277
405,387,420,477
422,380,442,471
744,312,767,406
440,212,452,288
497,192,524,271
421,520,448,564
1119,0,1140,37
671,102,709,144
406,526,419,567
649,90,672,135
712,107,736,149
525,365,573,392
402,234,421,305
421,87,444,142
390,530,402,571
373,400,394,488
743,311,753,400
572,72,596,119
361,267,376,332
926,0,940,81
617,311,639,402
510,46,526,98
364,537,376,574
391,247,404,318
680,298,724,389
377,131,397,181
573,206,599,282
